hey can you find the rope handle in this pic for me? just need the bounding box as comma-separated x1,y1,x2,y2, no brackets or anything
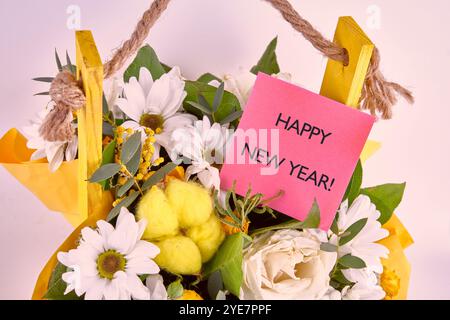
40,0,413,142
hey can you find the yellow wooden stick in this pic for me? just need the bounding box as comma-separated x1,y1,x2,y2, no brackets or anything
320,16,380,162
75,31,113,219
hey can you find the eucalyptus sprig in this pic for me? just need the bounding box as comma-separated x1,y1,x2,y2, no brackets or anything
214,182,275,234
186,82,243,126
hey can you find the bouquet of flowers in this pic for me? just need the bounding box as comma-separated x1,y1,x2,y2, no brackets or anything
0,0,413,301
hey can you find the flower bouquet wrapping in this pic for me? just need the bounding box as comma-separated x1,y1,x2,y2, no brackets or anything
0,0,414,301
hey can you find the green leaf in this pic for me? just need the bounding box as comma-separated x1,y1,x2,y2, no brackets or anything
44,263,81,300
343,160,363,205
120,132,142,165
330,213,339,235
117,179,135,198
55,49,63,72
212,82,225,112
331,269,354,288
66,51,76,74
207,271,224,300
125,143,142,176
186,101,212,115
99,139,117,190
250,37,280,75
124,45,166,82
203,233,244,297
360,183,406,224
250,199,321,237
167,279,184,300
142,162,178,191
197,73,221,83
320,242,338,252
34,91,50,96
220,110,243,125
32,77,54,83
89,163,121,183
339,254,366,269
184,81,241,122
107,191,140,221
339,218,368,246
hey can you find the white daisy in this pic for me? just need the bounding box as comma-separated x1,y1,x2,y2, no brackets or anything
341,268,386,300
116,67,196,159
330,195,389,273
104,77,124,118
57,207,160,300
171,115,230,191
22,107,78,172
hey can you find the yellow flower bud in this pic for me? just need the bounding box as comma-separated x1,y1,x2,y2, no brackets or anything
136,173,144,181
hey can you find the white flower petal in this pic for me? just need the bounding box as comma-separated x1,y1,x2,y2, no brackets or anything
127,273,150,300
138,67,154,97
146,274,168,300
65,135,78,161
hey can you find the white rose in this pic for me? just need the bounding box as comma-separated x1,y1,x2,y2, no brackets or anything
241,229,337,300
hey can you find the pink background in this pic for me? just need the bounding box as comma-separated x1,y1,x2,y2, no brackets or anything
0,0,449,299
221,73,374,230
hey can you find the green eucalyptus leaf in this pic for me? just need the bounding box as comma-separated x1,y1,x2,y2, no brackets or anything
250,37,280,75
44,263,81,300
32,77,54,83
55,49,63,72
184,81,241,122
250,199,321,237
117,179,135,198
212,82,225,112
167,279,184,299
34,91,50,96
124,45,166,82
330,213,339,235
219,110,243,126
320,242,338,253
339,254,366,269
142,162,178,191
125,143,142,176
203,233,244,297
107,191,140,221
66,51,76,74
89,163,121,183
186,101,212,115
120,132,142,165
360,183,406,224
99,139,117,190
207,271,224,300
339,218,368,246
343,160,362,205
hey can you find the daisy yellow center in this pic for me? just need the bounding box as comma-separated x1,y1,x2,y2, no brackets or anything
380,267,400,300
140,113,164,132
97,250,126,280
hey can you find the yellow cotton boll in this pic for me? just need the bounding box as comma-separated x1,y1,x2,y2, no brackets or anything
186,215,225,263
165,179,212,228
155,236,202,275
136,186,179,240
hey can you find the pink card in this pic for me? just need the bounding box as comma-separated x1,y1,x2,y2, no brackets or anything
220,73,375,230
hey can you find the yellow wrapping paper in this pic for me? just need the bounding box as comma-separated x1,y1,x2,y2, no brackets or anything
379,214,413,300
0,129,83,227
